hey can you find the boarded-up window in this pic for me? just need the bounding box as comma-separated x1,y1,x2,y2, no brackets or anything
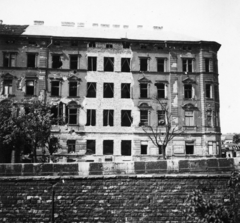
121,58,130,72
88,57,97,71
86,109,96,126
121,140,131,156
103,140,113,155
87,82,96,98
121,110,132,127
121,83,130,98
104,57,114,72
103,110,114,126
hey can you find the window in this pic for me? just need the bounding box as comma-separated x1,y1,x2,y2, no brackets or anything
214,85,219,101
86,109,96,126
206,84,213,99
53,40,60,46
140,83,148,98
103,83,114,98
106,44,113,49
205,58,210,72
158,110,165,126
71,41,78,47
70,55,78,69
89,42,96,48
69,82,78,97
104,57,114,72
27,54,37,68
86,140,95,154
140,110,149,126
103,140,113,155
121,58,130,72
103,110,114,126
140,58,148,72
156,83,167,99
140,44,147,49
208,141,218,155
52,55,62,69
67,140,75,153
121,140,131,156
51,81,60,96
182,59,193,72
88,57,97,71
186,144,194,154
185,111,194,126
123,42,130,49
50,103,65,125
121,83,131,98
141,144,148,155
68,108,78,125
3,80,12,95
121,110,132,127
86,82,96,98
206,110,212,127
26,80,35,96
3,52,16,67
184,84,192,99
157,58,165,72
215,111,220,127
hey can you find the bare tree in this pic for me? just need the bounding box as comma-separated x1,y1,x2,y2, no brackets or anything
142,98,184,160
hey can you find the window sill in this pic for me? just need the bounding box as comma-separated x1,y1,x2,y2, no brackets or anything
183,126,196,130
139,97,151,100
67,96,80,98
50,95,61,98
206,98,214,100
24,95,37,97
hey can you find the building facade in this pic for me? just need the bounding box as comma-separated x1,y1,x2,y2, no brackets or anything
0,21,221,161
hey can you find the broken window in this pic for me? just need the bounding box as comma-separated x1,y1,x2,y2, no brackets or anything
103,110,114,126
123,42,130,49
52,55,62,69
103,140,113,155
121,58,130,72
214,85,219,101
156,83,166,98
86,82,96,98
140,110,149,126
141,144,148,155
86,109,96,126
106,44,113,49
50,103,65,125
140,58,148,72
157,58,165,72
51,81,60,96
89,42,96,48
27,53,37,68
184,84,192,99
69,108,78,125
25,80,35,96
69,81,78,97
86,140,95,154
103,83,114,98
185,111,194,126
121,140,131,156
206,83,213,99
104,57,114,72
182,59,193,72
205,58,210,72
67,140,75,153
140,83,148,98
121,83,131,98
88,57,97,71
3,80,13,95
206,110,212,127
3,52,16,67
158,110,165,126
70,55,78,69
186,144,194,154
121,110,132,127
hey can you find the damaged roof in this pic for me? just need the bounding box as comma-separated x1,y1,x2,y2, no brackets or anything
0,24,29,35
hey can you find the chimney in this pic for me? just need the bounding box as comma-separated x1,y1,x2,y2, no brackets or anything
137,25,143,29
153,26,163,30
77,23,84,27
34,21,44,25
61,22,75,27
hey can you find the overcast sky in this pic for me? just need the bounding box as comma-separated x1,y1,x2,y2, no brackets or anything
1,0,240,134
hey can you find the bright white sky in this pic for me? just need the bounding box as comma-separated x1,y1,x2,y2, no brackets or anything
0,0,240,134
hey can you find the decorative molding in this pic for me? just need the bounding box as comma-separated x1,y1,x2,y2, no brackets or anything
138,77,152,83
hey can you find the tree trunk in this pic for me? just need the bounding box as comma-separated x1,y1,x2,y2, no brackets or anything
11,149,15,163
162,144,166,160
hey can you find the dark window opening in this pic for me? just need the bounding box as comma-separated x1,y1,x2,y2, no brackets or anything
140,110,148,126
69,108,77,125
206,111,212,127
6,40,15,44
50,103,65,125
103,140,113,155
3,52,16,67
184,84,192,99
51,81,60,96
140,83,148,98
86,109,96,126
86,140,95,154
104,57,114,72
27,54,36,68
140,44,147,49
28,40,37,45
214,85,219,101
157,59,164,72
88,57,97,71
69,82,78,97
140,58,148,72
158,46,164,50
71,41,78,46
205,58,210,72
156,83,165,98
123,42,130,49
52,55,62,69
70,55,78,69
53,40,60,46
103,83,114,98
121,110,132,127
158,110,165,125
67,140,75,153
121,140,131,156
141,144,147,155
206,84,212,99
186,145,194,154
89,42,96,48
103,110,114,126
121,58,130,72
106,44,113,48
183,59,193,72
87,82,96,98
121,83,130,98
3,80,13,95
26,80,35,95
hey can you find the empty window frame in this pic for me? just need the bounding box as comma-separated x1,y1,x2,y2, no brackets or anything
25,80,35,96
106,44,113,49
51,81,60,96
53,40,60,46
103,83,114,98
103,140,113,155
121,140,131,156
186,144,194,154
86,140,96,154
27,53,37,68
156,83,167,98
141,144,148,155
88,57,97,71
215,111,220,127
70,55,78,70
158,110,166,126
121,58,130,72
89,42,96,48
86,109,96,126
103,110,114,126
68,108,78,125
121,83,131,98
52,55,62,69
3,80,13,95
157,58,165,72
184,84,192,99
214,85,219,101
182,59,193,72
206,110,212,127
140,83,148,98
205,58,210,72
67,140,76,153
123,42,130,49
69,81,78,97
140,58,148,72
185,111,194,126
104,57,114,72
86,82,96,98
121,110,132,127
3,52,16,67
140,110,149,126
206,84,213,99
50,104,64,125
71,41,78,47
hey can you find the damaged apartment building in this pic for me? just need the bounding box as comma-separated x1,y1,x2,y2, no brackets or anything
0,20,221,161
